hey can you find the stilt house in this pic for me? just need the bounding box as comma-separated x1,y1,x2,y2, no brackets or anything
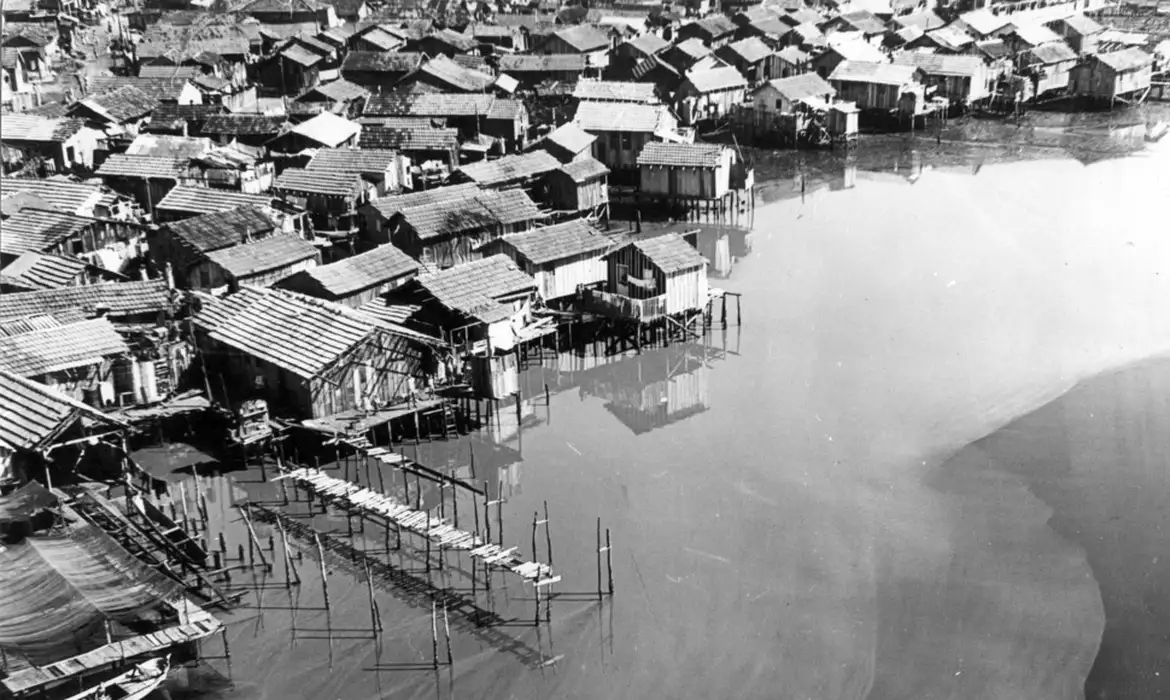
589,233,708,322
274,243,420,308
478,219,611,302
637,142,737,200
391,188,543,269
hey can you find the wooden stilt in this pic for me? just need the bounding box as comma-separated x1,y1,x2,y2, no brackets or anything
596,517,602,600
365,560,381,633
431,602,439,670
443,604,453,665
276,515,299,587
606,528,613,595
543,500,553,566
315,533,330,610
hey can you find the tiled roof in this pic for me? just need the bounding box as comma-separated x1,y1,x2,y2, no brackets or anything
166,206,278,253
552,24,611,52
399,188,541,241
693,14,737,38
455,151,562,186
358,116,442,129
416,254,536,321
500,219,610,265
342,51,423,73
836,10,886,34
194,286,420,379
353,26,402,50
356,298,421,325
288,243,419,296
204,234,319,278
1095,47,1153,72
0,279,174,321
672,38,711,60
467,23,516,39
629,232,705,273
829,60,920,86
301,78,369,102
500,53,587,72
289,112,361,147
893,52,985,77
145,103,227,131
358,125,459,151
0,178,106,216
558,156,609,183
125,133,212,159
637,141,725,168
1056,14,1103,36
201,114,288,136
0,253,87,291
827,38,886,62
0,370,126,452
542,122,596,154
0,318,129,377
719,36,772,65
155,185,275,216
0,115,86,144
274,168,365,198
574,101,672,132
96,154,190,179
627,33,668,56
363,92,495,117
412,54,495,91
366,182,481,218
487,98,525,121
424,27,478,52
307,148,398,178
0,314,62,337
73,85,158,123
0,208,96,256
86,76,193,102
572,80,658,102
757,72,835,101
957,9,1013,37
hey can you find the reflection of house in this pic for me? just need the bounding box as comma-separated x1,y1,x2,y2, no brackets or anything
478,219,611,302
193,285,443,419
581,343,711,435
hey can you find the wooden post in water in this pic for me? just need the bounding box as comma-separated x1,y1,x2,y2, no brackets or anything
596,517,603,600
496,482,504,547
365,560,381,633
431,602,439,670
276,515,300,587
543,501,553,566
606,528,613,595
531,511,538,564
241,504,269,571
483,480,491,546
736,295,742,326
443,604,453,665
217,532,227,556
315,533,330,611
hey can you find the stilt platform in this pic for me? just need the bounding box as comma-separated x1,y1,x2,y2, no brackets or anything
274,468,555,585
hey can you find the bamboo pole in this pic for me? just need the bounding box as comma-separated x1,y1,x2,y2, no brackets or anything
543,500,553,566
240,504,269,571
431,602,439,670
365,560,381,633
315,533,330,611
275,515,299,587
443,604,453,665
606,528,613,595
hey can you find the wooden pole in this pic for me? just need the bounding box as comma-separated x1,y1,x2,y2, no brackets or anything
431,602,439,670
443,604,453,665
365,560,381,633
275,514,299,587
483,480,491,545
315,533,330,611
596,517,602,600
606,528,613,595
543,501,553,566
496,482,504,547
178,481,191,532
531,511,538,563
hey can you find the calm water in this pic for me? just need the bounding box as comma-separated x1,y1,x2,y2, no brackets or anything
156,121,1170,700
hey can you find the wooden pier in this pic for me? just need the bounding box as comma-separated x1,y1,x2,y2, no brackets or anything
274,467,556,586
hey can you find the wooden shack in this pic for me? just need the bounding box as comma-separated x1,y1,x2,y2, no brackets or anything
0,318,129,404
573,101,679,174
589,233,709,321
536,122,598,163
675,66,749,124
190,234,320,293
891,52,991,104
637,142,736,200
828,60,924,113
275,243,420,308
192,286,445,419
478,219,611,302
1070,48,1154,102
392,188,543,269
149,206,281,288
546,157,610,214
272,168,367,237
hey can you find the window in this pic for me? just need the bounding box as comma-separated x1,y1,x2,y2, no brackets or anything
621,133,632,150
775,98,783,109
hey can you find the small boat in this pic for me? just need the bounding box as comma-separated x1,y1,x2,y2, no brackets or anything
63,655,170,700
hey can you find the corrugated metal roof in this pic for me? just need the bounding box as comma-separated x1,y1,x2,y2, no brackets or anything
413,53,496,91
627,33,668,56
289,112,361,148
672,38,711,60
0,208,96,256
204,234,319,278
125,133,212,159
281,43,325,67
399,188,541,241
456,151,562,186
829,60,920,86
416,254,536,321
1094,47,1153,72
194,286,430,379
720,37,772,65
155,185,274,216
356,299,421,326
274,168,365,198
288,243,418,297
358,125,459,151
559,157,609,183
0,279,174,321
574,101,672,133
96,154,189,179
893,52,985,77
684,65,749,93
1057,14,1103,36
552,24,611,52
757,73,835,102
957,9,1013,37
542,122,596,155
0,179,106,216
637,141,725,168
0,253,87,291
499,219,610,265
0,318,129,377
572,80,658,103
1009,23,1063,47
628,233,705,273
165,206,278,253
0,369,126,452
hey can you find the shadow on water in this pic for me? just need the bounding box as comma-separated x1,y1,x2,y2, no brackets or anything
932,355,1170,700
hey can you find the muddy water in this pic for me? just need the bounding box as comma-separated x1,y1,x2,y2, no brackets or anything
159,126,1170,700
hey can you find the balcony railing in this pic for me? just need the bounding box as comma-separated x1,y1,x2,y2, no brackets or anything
583,289,667,322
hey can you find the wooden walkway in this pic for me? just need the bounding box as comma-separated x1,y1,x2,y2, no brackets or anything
275,468,555,585
2,609,220,696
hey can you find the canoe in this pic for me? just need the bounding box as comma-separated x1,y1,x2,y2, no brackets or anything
63,655,169,700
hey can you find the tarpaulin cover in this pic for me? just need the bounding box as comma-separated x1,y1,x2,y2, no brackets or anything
0,481,57,522
0,523,184,664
